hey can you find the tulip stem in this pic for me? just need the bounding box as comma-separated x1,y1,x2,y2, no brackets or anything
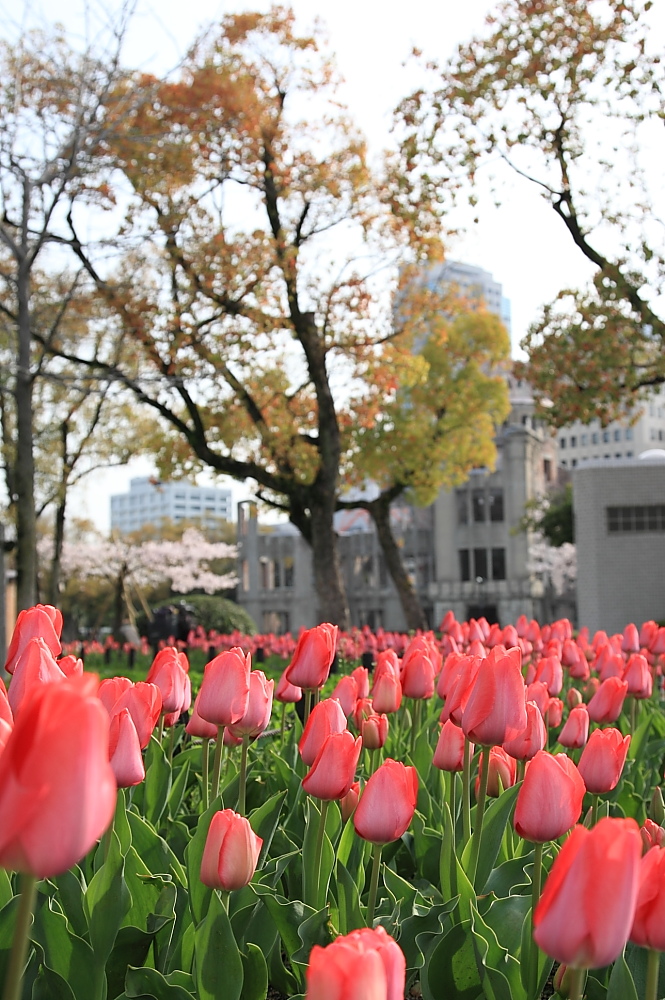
366,843,382,927
304,690,313,726
2,873,37,1000
238,734,249,816
280,702,287,740
630,696,637,735
157,713,165,742
313,798,330,910
167,724,176,763
462,739,472,845
211,726,225,801
410,700,422,757
467,746,490,886
591,793,600,827
646,949,661,1000
201,738,210,812
448,770,457,832
529,841,544,1000
567,967,586,1000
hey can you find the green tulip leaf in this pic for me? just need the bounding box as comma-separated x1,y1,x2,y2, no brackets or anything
248,790,287,868
423,920,482,1000
336,861,364,935
127,810,186,887
607,948,639,1000
184,795,221,925
240,942,269,1000
32,965,76,1000
194,890,243,1000
144,737,173,828
470,901,526,1000
167,759,191,821
84,831,131,966
472,783,521,893
125,964,195,999
0,870,12,911
32,896,94,1000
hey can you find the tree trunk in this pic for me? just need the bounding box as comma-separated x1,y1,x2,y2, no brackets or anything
15,252,37,611
308,491,350,629
369,495,428,632
47,497,67,607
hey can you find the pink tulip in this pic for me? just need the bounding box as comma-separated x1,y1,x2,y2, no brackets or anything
8,638,67,715
228,670,273,739
514,751,585,842
302,730,362,801
361,713,389,750
433,720,469,772
306,925,406,1000
462,646,527,747
331,675,359,717
200,809,262,891
108,708,145,788
146,646,190,715
503,701,546,761
577,727,630,793
354,759,418,844
299,698,347,766
196,647,251,728
284,624,338,690
586,676,628,724
275,669,302,704
558,705,590,749
5,605,62,674
476,746,516,798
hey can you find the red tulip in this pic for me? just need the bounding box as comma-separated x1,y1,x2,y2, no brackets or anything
146,646,190,715
302,730,362,800
331,675,358,717
361,712,389,750
440,655,482,725
372,649,400,685
558,705,590,749
623,653,653,699
462,646,527,747
525,681,550,717
200,809,262,890
275,668,302,704
340,780,361,823
535,655,563,696
400,637,435,699
586,676,628,724
352,696,375,730
108,708,145,788
577,727,631,794
351,666,370,699
354,759,418,844
284,623,338,690
113,681,163,749
639,818,665,853
566,687,583,710
622,623,640,654
546,698,564,728
0,674,116,877
299,697,347,766
196,647,251,728
514,751,586,842
630,844,665,950
436,651,466,700
503,701,547,761
371,672,402,714
534,817,641,967
433,720,469,772
98,676,133,715
0,718,11,759
5,604,62,674
0,678,12,727
228,670,273,739
57,655,83,677
186,692,219,740
306,925,406,1000
476,746,516,798
8,638,67,715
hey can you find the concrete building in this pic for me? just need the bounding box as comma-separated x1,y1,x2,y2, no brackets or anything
428,376,560,626
110,476,232,536
556,387,665,469
574,456,665,634
425,260,512,333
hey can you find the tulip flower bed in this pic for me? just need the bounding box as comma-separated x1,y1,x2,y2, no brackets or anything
2,609,665,1000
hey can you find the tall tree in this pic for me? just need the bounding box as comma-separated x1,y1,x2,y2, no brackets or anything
56,9,443,628
0,19,138,608
341,273,511,629
394,0,665,426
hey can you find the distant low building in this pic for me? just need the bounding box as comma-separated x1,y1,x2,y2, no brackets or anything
573,456,665,634
110,476,232,536
556,386,665,470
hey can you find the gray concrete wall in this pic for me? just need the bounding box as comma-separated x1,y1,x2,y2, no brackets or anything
574,460,665,634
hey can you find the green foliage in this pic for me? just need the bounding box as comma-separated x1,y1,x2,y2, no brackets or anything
520,484,575,546
180,596,257,636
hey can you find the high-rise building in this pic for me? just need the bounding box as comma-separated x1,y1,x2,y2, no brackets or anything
556,387,665,469
425,260,512,333
110,477,232,535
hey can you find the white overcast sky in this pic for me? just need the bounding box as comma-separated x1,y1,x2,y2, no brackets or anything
6,0,660,530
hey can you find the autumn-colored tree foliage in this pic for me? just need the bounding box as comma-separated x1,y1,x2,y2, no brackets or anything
57,8,455,628
342,268,510,628
394,0,665,426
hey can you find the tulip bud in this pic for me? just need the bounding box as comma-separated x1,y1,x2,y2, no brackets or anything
340,781,360,823
566,687,583,710
200,809,262,891
553,964,583,999
640,818,665,853
361,713,388,750
650,786,665,826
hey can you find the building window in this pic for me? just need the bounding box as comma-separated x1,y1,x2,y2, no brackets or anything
283,556,294,588
570,435,577,447
273,560,281,588
491,548,506,580
625,427,633,441
456,491,469,525
614,429,621,442
580,434,587,446
592,432,599,444
543,458,552,482
242,560,250,591
488,489,504,522
602,430,610,443
607,505,665,533
572,458,577,467
459,549,470,582
472,490,486,522
260,558,273,589
559,437,566,449
473,548,488,580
